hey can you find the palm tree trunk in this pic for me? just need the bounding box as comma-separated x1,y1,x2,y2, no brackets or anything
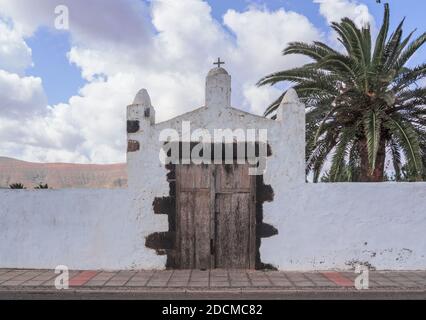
359,137,386,182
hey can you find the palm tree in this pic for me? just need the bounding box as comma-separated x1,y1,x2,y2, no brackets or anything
34,183,49,189
9,183,25,189
258,4,425,182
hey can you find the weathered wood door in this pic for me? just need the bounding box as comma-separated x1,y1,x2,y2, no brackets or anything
214,164,256,268
176,164,256,269
176,164,213,269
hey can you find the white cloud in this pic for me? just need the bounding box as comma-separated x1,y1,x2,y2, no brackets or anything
222,7,322,111
0,70,46,118
151,0,228,67
243,85,282,116
314,0,374,28
0,108,87,163
224,8,320,75
0,0,325,163
0,19,32,74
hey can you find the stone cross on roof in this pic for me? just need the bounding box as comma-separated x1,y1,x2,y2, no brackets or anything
213,57,225,68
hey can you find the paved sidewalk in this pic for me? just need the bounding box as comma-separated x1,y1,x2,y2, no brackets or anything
0,269,425,299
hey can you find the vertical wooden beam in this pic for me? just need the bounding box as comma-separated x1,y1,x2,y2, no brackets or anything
210,165,216,268
175,166,182,268
249,173,257,269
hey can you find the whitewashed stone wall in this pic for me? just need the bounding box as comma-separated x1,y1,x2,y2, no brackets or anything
263,183,426,271
0,67,425,271
0,189,153,270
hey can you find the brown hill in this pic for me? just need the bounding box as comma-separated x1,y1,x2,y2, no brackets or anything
0,157,127,189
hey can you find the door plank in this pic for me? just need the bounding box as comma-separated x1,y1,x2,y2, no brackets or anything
178,191,195,269
215,193,251,268
194,189,211,269
216,164,251,192
176,165,211,269
179,164,210,190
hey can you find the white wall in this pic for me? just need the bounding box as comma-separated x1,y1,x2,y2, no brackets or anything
262,183,426,270
0,189,164,270
1,183,424,271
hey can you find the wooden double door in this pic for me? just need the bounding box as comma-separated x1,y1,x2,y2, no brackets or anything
176,164,256,269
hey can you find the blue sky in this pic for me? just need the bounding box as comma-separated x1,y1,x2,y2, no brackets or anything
25,27,86,105
23,0,426,105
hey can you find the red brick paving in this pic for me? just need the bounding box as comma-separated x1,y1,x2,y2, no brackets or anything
322,272,354,287
69,271,98,287
1,269,425,291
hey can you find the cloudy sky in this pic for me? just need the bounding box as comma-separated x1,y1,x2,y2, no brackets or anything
0,0,424,164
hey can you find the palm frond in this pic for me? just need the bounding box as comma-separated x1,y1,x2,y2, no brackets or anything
306,128,338,181
363,110,382,172
388,138,402,180
395,32,426,71
264,92,286,117
372,4,390,69
385,117,423,178
348,141,361,181
329,128,356,181
283,42,331,61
